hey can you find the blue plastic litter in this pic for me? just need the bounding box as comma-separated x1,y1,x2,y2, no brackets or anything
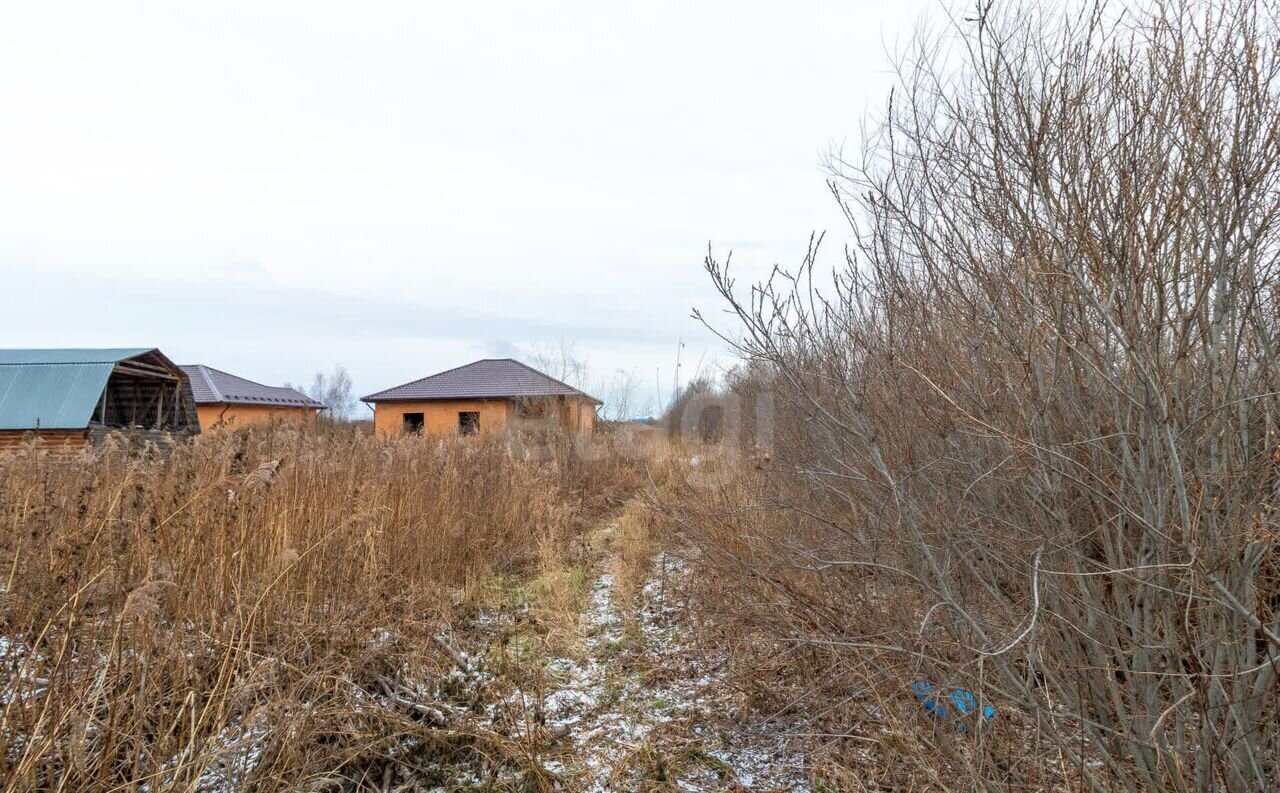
912,681,996,726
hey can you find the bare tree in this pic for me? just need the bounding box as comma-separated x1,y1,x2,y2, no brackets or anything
527,340,655,421
682,1,1280,789
288,366,358,422
598,368,648,422
526,340,589,390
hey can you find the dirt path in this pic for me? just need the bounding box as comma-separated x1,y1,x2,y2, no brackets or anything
144,518,811,791
527,522,809,792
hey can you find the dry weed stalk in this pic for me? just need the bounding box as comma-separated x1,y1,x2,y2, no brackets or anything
0,423,642,791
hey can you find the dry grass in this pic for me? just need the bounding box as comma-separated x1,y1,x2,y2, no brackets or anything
653,453,1050,790
608,500,664,610
0,424,645,791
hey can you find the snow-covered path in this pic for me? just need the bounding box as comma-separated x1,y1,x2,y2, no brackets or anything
530,525,809,792
88,518,811,792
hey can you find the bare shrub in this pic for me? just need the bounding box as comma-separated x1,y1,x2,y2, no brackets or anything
672,1,1280,789
661,378,728,443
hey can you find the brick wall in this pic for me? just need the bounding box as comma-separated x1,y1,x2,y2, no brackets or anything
196,405,319,431
372,399,512,438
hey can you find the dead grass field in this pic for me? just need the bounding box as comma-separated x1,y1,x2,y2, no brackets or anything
0,425,662,791
0,424,841,792
10,408,1271,791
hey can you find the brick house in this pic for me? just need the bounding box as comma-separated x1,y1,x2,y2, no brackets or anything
181,364,323,430
362,358,600,438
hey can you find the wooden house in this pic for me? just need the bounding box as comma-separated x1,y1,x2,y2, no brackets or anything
181,364,324,430
362,358,600,438
0,348,200,451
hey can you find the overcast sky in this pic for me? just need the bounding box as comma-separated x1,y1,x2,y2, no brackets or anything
0,1,931,416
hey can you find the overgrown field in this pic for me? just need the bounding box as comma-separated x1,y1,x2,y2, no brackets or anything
6,4,1280,788
0,426,657,791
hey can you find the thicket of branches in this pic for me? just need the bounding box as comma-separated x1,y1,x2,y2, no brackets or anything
660,377,726,441
677,1,1280,789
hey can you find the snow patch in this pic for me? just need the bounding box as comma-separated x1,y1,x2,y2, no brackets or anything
532,542,810,791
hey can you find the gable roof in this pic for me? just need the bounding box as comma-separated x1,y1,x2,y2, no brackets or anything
362,359,602,404
0,348,173,430
180,365,323,409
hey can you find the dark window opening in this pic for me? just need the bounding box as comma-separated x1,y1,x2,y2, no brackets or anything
403,412,425,434
458,411,480,435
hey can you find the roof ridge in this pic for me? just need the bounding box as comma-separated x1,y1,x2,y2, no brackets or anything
196,363,287,394
0,348,157,366
362,358,602,404
181,364,322,408
362,358,491,401
503,358,598,401
193,364,224,403
0,361,119,366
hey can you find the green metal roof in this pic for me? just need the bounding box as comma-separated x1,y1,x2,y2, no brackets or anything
0,348,152,365
0,349,155,430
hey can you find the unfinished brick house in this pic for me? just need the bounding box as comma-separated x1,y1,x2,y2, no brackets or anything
362,358,600,438
181,364,324,430
0,348,200,451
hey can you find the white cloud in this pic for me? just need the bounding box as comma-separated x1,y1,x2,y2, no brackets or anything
0,0,931,407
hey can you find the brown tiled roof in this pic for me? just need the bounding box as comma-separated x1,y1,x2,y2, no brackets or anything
181,365,324,409
362,359,602,404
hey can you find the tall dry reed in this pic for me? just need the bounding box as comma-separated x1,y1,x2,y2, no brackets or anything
0,424,640,791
